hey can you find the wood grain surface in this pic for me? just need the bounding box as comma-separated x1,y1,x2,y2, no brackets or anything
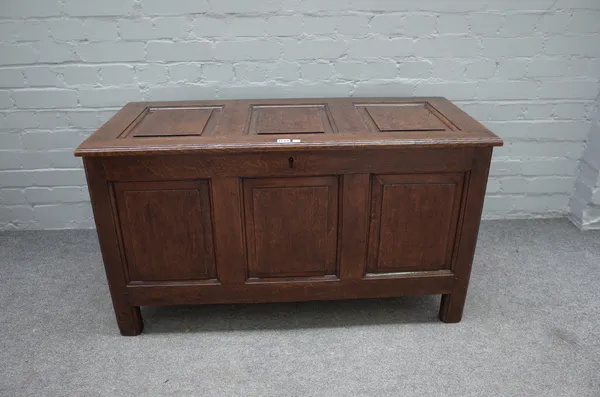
77,97,502,335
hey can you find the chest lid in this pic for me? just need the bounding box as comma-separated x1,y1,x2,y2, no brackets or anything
75,97,502,156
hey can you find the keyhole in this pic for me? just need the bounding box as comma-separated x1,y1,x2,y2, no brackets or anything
288,157,294,169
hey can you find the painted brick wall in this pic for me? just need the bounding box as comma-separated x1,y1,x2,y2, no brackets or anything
570,94,600,229
1,0,600,230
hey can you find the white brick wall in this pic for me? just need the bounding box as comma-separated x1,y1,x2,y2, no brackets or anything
570,95,600,229
1,0,600,229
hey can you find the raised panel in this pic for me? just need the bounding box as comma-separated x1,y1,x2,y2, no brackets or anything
243,176,339,279
113,180,216,282
356,102,454,132
121,106,222,138
367,173,465,273
248,104,335,135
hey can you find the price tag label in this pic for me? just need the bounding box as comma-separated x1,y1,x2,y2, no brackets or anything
275,139,302,143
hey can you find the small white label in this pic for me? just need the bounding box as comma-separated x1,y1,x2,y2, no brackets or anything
292,139,301,143
276,138,291,143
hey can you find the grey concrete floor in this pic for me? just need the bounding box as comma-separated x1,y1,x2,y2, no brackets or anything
1,219,599,396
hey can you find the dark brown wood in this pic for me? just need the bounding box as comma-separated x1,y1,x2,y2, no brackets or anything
74,97,501,157
210,177,246,284
83,158,143,336
100,148,474,180
124,106,222,138
367,173,465,273
439,148,494,323
242,176,339,279
249,104,334,135
113,180,217,281
126,271,455,306
339,174,370,280
359,103,451,132
76,97,501,335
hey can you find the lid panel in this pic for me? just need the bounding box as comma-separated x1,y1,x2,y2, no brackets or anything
124,106,222,138
248,104,335,135
356,102,453,132
74,97,503,156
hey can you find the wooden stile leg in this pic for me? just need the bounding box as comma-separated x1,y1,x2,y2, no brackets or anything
84,158,144,336
113,305,143,336
439,293,466,323
439,148,493,324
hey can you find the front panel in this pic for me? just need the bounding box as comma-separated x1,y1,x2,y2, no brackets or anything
242,176,339,280
367,173,465,273
113,180,217,282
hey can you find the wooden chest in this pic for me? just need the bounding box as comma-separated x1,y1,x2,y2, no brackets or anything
75,97,502,336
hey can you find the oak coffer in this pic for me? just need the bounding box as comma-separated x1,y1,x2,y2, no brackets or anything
75,97,502,336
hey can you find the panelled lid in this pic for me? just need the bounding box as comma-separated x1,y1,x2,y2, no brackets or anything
75,97,502,156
